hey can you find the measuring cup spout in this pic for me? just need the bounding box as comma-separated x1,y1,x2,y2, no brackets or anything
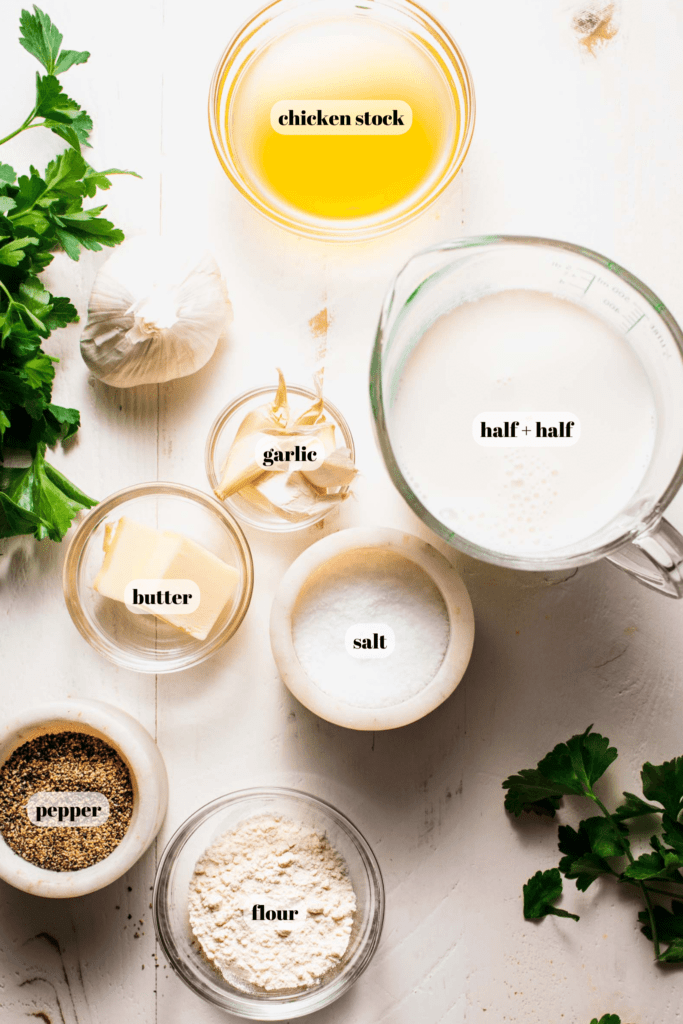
607,519,683,597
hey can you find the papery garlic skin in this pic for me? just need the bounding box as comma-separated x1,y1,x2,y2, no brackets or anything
303,447,357,489
80,235,232,387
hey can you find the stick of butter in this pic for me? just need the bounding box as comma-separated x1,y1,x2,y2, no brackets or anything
93,516,239,641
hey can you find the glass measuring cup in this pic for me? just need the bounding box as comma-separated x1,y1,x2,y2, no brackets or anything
371,236,683,596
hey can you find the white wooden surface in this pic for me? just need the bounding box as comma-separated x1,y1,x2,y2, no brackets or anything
1,1,683,1021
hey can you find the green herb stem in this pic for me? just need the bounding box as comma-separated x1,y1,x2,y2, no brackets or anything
621,877,683,900
505,730,683,967
641,884,661,960
592,793,662,958
0,109,38,148
0,6,128,541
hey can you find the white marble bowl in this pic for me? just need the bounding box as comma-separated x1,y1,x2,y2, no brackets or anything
269,527,475,730
0,699,168,898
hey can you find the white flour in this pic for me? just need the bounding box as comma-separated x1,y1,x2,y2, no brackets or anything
188,815,356,991
292,549,450,708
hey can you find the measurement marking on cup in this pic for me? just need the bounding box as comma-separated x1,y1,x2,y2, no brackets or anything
626,313,645,334
558,268,594,291
583,275,596,294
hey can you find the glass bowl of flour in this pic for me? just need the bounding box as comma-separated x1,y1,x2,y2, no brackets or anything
153,787,384,1018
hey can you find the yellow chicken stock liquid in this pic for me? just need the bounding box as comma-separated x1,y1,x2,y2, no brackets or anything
227,17,459,225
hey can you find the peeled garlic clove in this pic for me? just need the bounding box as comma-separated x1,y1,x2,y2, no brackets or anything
238,484,286,519
215,432,272,500
315,422,337,455
80,236,231,388
243,476,313,523
264,471,344,519
276,472,348,517
303,446,357,489
233,408,283,444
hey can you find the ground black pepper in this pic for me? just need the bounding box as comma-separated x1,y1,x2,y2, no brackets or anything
0,730,134,871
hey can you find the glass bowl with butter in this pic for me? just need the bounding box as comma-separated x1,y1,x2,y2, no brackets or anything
63,483,254,674
206,381,356,533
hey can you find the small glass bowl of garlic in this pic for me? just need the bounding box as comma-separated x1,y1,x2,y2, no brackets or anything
206,373,356,532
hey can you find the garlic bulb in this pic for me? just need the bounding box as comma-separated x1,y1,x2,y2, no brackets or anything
80,235,232,387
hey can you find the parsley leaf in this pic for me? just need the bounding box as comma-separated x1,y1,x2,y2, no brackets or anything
0,163,17,185
657,937,683,963
11,168,46,215
45,402,80,443
52,226,80,260
0,442,95,541
523,868,580,921
19,6,89,77
43,147,86,193
613,791,661,821
0,235,38,267
53,49,90,76
0,6,135,541
558,818,625,891
504,729,683,967
639,900,683,940
641,758,683,819
539,726,618,795
624,836,683,881
44,294,78,330
581,816,629,858
502,765,570,818
82,165,141,197
662,814,683,856
503,727,617,816
590,1017,621,1024
502,771,567,818
35,73,92,150
559,851,612,893
59,207,123,243
21,352,57,389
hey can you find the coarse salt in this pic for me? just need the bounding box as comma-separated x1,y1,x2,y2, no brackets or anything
291,549,450,709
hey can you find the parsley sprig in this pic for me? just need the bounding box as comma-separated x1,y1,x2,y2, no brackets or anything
0,6,90,149
504,727,683,964
0,6,137,541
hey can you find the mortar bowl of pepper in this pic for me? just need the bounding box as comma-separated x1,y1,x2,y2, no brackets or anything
0,699,168,898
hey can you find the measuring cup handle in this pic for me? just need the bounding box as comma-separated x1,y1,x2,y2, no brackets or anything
607,518,683,597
